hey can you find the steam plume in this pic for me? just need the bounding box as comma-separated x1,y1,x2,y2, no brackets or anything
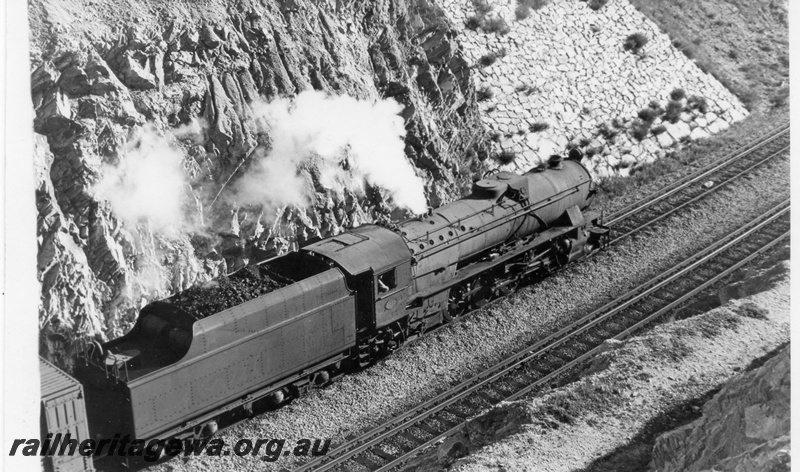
91,124,194,237
234,91,428,214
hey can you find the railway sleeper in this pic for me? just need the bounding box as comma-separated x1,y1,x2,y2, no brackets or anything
526,363,556,379
370,447,398,462
549,349,577,363
475,390,502,403
461,394,491,410
397,430,423,446
659,287,688,300
651,290,681,302
444,405,472,419
508,371,537,386
435,415,462,430
416,422,446,437
618,306,646,320
354,454,386,470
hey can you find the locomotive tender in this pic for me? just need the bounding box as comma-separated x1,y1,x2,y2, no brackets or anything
54,153,607,463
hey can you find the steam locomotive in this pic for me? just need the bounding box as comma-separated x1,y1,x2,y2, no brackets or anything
41,152,608,470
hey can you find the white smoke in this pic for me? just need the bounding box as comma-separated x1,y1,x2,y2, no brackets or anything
91,124,194,238
92,92,428,240
234,91,428,214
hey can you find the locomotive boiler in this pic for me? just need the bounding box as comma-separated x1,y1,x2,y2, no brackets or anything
52,152,608,467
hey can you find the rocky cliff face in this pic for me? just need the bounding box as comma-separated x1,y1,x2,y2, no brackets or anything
30,0,488,368
649,347,790,472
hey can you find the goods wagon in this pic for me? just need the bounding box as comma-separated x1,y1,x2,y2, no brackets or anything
40,357,95,472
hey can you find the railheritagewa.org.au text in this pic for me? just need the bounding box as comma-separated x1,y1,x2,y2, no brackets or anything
9,433,330,462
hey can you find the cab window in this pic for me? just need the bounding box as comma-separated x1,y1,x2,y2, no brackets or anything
376,269,397,294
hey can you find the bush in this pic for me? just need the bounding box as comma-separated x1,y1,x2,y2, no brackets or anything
477,85,495,101
482,15,511,35
515,5,532,20
738,88,760,109
495,151,518,165
465,15,482,30
478,52,499,67
631,127,649,141
472,0,492,14
490,132,501,142
770,86,789,109
516,0,549,19
672,39,697,59
598,122,618,140
521,0,549,9
515,82,539,95
664,100,683,123
686,95,708,113
623,33,649,54
529,121,549,132
631,120,650,140
670,88,686,101
588,0,609,10
637,107,658,122
467,0,510,35
646,101,666,117
578,137,592,147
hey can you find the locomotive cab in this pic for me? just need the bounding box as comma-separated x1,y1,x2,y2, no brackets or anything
302,225,414,331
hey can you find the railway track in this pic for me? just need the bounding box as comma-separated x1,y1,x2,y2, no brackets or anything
293,194,789,472
604,122,789,244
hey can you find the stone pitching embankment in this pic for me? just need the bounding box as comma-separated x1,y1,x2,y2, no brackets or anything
440,0,749,178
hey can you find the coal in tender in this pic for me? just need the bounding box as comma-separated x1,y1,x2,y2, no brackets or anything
165,265,290,321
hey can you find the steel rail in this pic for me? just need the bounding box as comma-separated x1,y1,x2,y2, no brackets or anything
605,122,789,226
294,199,789,472
607,143,788,244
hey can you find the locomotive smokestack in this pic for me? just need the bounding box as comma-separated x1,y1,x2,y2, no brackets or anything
548,155,564,170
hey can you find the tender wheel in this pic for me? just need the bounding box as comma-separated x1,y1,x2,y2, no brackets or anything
314,370,330,386
201,420,218,437
266,389,285,407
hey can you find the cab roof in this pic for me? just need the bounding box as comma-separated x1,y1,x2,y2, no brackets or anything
301,224,411,276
